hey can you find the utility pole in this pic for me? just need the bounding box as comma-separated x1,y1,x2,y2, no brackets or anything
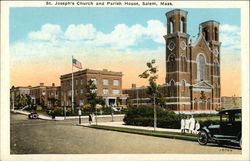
136,88,139,108
153,93,157,131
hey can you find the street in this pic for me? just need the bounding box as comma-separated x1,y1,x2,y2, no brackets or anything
10,113,241,154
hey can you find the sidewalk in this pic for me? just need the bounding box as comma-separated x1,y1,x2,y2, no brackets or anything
80,121,182,133
12,109,124,121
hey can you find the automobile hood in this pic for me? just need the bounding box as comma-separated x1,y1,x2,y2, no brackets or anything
208,124,220,129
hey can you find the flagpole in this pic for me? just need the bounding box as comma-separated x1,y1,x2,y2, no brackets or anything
72,56,74,113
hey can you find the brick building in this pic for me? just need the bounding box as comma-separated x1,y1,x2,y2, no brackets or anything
60,69,127,108
10,86,31,109
123,9,221,112
30,83,61,107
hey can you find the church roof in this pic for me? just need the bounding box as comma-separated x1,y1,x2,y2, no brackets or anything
193,81,213,89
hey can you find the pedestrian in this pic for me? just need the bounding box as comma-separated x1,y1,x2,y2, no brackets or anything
91,113,95,123
180,116,186,133
88,113,92,125
189,115,195,134
185,115,190,133
195,120,200,134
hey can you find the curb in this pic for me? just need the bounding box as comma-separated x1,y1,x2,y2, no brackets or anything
81,124,197,142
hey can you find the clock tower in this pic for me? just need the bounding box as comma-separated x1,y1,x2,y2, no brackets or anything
164,9,191,111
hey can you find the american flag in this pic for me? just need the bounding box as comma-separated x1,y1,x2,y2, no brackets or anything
72,58,82,69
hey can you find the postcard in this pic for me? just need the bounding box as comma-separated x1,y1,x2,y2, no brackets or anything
1,0,249,161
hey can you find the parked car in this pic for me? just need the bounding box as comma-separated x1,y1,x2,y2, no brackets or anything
28,112,39,119
197,109,242,148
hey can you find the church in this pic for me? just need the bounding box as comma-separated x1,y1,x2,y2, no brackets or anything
123,9,221,112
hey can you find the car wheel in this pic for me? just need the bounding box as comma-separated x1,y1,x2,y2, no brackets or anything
197,131,209,145
33,114,38,119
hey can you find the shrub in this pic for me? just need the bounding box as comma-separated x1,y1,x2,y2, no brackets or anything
123,105,183,129
36,105,43,111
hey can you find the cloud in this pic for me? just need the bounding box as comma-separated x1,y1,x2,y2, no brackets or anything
23,20,165,50
28,24,62,42
64,24,98,40
220,24,240,50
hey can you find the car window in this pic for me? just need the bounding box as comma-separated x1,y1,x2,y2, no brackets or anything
221,113,229,122
235,112,242,122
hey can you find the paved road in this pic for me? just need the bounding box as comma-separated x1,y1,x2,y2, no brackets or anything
10,113,241,154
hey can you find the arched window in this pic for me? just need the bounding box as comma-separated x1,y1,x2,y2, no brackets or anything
207,98,211,110
180,17,185,33
169,18,174,33
202,28,209,41
168,54,176,72
181,80,186,96
214,83,218,98
169,80,175,97
214,27,218,41
197,54,206,81
213,61,219,76
181,54,187,72
194,98,198,110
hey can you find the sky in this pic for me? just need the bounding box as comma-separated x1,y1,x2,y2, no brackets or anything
10,7,241,96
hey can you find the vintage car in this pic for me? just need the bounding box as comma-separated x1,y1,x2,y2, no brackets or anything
197,109,242,148
28,112,39,119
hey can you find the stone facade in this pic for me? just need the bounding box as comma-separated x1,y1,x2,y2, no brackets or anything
60,69,127,108
123,9,221,112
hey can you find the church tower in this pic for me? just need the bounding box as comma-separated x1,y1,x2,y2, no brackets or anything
164,9,191,111
199,21,221,109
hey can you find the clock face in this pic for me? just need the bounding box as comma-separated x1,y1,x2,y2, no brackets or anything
213,49,219,56
180,41,186,50
168,41,175,51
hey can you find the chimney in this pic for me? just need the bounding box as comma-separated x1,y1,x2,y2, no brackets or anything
40,83,44,86
132,84,136,89
52,83,55,86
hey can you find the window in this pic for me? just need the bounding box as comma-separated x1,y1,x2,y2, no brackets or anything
75,79,78,85
79,99,84,106
168,54,176,72
91,78,97,85
181,54,187,72
169,80,175,97
113,80,119,86
80,89,83,94
180,17,185,33
194,98,198,110
80,79,83,85
68,90,72,96
181,80,186,96
207,98,211,110
90,89,97,93
214,27,218,41
213,61,219,76
103,89,109,95
197,54,206,81
112,90,120,95
103,79,109,85
202,28,209,41
169,18,174,33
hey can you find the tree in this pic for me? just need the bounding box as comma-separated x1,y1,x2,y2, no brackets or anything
15,94,32,109
85,79,104,112
139,59,163,130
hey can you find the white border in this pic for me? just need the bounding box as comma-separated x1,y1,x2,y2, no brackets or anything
1,1,249,161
